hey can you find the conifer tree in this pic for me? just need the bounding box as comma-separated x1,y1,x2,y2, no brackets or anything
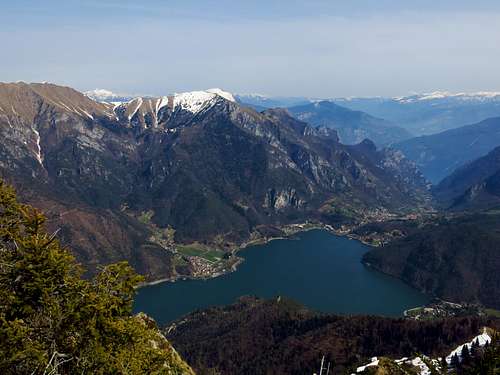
450,353,460,370
461,345,471,365
0,180,194,374
469,339,478,358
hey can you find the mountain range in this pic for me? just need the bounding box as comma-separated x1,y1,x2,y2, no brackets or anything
287,100,412,147
3,81,500,374
394,117,500,183
235,93,311,111
237,91,500,137
333,92,500,136
0,82,429,281
194,94,414,147
433,145,500,210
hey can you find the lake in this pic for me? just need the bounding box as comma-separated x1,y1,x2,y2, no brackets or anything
133,229,429,325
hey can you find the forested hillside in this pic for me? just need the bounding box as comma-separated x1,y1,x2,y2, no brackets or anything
363,212,500,309
167,296,498,375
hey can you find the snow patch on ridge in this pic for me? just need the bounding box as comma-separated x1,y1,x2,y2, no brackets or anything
445,328,491,364
32,128,43,166
128,97,143,120
85,88,134,104
85,88,117,98
395,91,500,103
409,357,431,375
78,108,94,120
156,96,169,114
172,89,235,113
355,357,379,373
107,88,236,118
206,88,236,102
85,89,121,101
353,328,492,375
173,91,217,113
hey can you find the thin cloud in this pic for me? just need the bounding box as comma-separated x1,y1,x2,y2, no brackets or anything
1,5,499,97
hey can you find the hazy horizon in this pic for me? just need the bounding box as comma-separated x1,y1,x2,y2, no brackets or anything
2,0,500,97
7,83,498,101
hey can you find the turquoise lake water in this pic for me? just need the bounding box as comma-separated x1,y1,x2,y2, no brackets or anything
134,229,429,325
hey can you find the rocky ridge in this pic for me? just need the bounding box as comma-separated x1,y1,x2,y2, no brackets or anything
0,82,431,281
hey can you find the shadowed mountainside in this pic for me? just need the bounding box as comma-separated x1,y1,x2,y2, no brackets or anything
433,145,500,210
395,117,500,183
362,212,500,309
166,296,498,375
0,82,430,280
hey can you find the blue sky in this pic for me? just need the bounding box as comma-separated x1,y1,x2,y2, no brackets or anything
2,0,500,97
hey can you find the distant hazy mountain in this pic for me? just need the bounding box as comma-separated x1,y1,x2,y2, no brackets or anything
235,93,312,110
394,117,500,183
335,91,500,136
238,91,500,137
288,101,412,147
0,82,429,281
84,88,134,103
433,146,500,210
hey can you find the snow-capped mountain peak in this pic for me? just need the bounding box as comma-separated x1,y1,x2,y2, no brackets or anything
395,91,500,103
173,91,218,113
85,88,133,103
206,88,236,102
87,87,236,114
172,89,235,113
85,88,119,100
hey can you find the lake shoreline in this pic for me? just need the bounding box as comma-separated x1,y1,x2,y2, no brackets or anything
137,222,372,289
134,228,430,325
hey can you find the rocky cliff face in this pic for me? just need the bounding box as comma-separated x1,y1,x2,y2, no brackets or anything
0,82,431,280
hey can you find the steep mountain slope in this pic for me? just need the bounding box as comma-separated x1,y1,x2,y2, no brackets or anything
0,82,174,278
335,92,500,136
394,117,500,183
288,101,412,147
0,82,430,280
363,212,500,309
433,146,500,210
166,296,497,375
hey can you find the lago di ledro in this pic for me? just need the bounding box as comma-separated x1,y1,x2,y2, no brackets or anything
134,230,429,325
